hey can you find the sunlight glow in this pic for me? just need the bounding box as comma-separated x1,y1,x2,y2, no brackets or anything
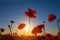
24,25,29,31
17,21,34,36
17,22,30,36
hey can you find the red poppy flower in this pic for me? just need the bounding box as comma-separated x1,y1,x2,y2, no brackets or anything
54,36,59,40
0,28,5,32
25,8,37,18
37,28,42,34
32,24,44,34
48,14,56,22
37,24,45,29
32,26,42,34
28,8,37,14
25,11,36,18
45,34,53,39
58,32,60,36
18,23,26,30
32,27,37,34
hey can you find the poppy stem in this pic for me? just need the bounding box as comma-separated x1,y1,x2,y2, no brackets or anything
28,18,31,36
11,23,12,35
43,21,46,36
0,29,1,35
0,28,1,34
56,19,60,32
0,29,1,39
8,25,12,36
43,27,46,35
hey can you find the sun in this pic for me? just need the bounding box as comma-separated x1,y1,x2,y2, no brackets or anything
24,25,29,31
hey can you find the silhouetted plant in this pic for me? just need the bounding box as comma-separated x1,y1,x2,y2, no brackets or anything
25,8,37,35
8,25,12,35
57,20,60,32
10,20,15,35
42,21,46,36
0,28,5,40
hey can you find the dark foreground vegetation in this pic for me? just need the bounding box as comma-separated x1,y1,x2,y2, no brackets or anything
0,33,60,40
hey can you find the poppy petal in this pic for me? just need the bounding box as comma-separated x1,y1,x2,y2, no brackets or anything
25,11,36,18
28,8,36,14
18,23,26,30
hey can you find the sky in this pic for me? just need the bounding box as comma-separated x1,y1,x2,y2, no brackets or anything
0,0,60,35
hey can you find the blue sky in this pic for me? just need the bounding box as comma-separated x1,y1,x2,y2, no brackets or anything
0,0,60,35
